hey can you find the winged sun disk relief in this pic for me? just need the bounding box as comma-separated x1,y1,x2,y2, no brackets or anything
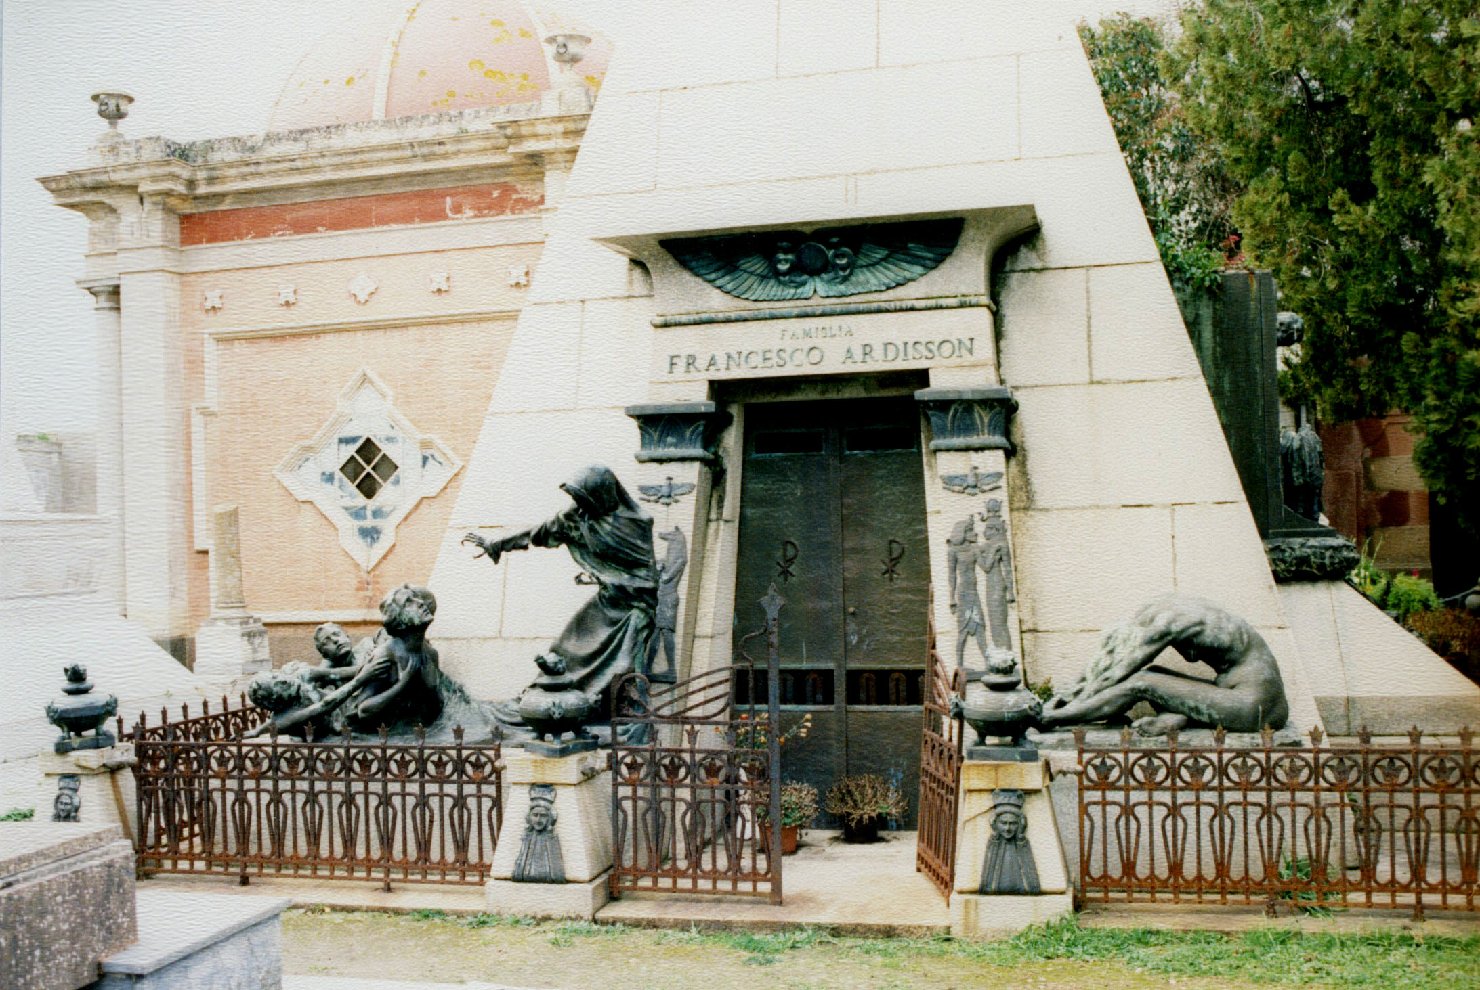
660,218,964,302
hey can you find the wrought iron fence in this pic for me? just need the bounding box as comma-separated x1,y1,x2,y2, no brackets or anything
126,698,503,887
1076,725,1478,919
915,641,965,900
609,587,783,902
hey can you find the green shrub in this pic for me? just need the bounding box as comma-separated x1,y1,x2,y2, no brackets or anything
1,807,35,821
1348,542,1391,608
1385,573,1441,622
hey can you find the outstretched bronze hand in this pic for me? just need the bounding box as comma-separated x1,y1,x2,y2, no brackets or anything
462,532,503,564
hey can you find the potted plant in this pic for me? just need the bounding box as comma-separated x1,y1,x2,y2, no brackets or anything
825,773,906,843
757,780,819,854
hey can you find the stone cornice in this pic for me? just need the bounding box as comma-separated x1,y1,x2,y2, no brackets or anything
39,106,589,214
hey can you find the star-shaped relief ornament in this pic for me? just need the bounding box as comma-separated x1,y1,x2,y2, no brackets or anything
348,273,378,305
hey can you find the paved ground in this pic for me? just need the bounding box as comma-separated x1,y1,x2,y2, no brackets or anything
597,828,949,935
285,980,523,990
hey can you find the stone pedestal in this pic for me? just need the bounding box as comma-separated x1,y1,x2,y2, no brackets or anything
0,823,136,990
195,505,270,684
485,746,613,919
950,758,1072,938
192,615,271,683
36,743,138,841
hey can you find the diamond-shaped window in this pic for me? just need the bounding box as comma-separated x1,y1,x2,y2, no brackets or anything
339,438,398,499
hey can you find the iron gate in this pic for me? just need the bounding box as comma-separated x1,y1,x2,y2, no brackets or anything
915,638,966,899
609,587,784,902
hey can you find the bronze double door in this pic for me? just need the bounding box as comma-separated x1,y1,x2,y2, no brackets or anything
733,397,930,827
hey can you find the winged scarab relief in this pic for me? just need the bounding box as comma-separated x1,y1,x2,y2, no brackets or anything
660,218,964,302
638,476,696,506
941,466,1003,497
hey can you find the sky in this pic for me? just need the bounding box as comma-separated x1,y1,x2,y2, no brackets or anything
0,0,1178,442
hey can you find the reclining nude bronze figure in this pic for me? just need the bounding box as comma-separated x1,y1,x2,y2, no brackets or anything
1039,594,1289,736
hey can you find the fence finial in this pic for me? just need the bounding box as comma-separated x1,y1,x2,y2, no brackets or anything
1213,725,1227,748
1459,726,1473,748
1407,725,1424,745
1357,725,1373,745
1308,725,1324,746
1259,724,1273,746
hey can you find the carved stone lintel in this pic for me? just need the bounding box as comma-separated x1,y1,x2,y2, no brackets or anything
662,218,964,302
625,402,731,464
1264,534,1362,583
915,387,1016,453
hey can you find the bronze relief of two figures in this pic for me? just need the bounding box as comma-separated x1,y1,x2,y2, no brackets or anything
947,498,1016,667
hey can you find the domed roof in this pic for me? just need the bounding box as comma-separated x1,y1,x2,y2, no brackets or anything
267,0,610,131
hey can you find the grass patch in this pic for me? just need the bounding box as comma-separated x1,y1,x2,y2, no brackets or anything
977,921,1479,990
547,920,628,947
387,910,1478,990
1,807,35,821
460,912,537,929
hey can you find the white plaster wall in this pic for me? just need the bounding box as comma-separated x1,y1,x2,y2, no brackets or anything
427,227,657,696
429,0,1322,731
1279,582,1480,734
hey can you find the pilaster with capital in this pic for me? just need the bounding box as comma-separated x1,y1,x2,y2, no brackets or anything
80,278,126,612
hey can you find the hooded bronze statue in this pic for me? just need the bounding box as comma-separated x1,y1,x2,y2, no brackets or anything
464,464,658,739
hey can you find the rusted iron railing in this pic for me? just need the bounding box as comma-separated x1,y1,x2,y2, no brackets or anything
125,698,502,888
1077,725,1477,919
609,586,783,902
916,641,966,900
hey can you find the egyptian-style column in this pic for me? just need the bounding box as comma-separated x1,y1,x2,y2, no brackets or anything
914,390,1072,937
192,505,270,684
915,387,1027,684
623,402,731,684
79,277,125,610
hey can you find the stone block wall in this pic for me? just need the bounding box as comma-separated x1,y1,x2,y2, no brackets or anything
1320,414,1430,574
